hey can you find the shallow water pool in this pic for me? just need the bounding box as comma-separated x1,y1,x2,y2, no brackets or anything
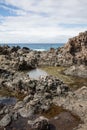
28,68,48,79
0,97,17,106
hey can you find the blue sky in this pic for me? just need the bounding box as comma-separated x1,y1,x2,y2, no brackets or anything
0,0,87,43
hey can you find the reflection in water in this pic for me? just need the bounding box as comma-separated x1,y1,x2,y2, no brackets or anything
0,97,17,106
28,68,48,79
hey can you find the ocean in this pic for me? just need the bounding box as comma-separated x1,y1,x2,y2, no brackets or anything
0,43,64,51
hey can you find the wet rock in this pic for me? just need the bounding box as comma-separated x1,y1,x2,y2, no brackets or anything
28,116,50,130
0,114,11,127
22,47,30,50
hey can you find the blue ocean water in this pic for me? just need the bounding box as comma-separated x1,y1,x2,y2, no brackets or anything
0,43,64,51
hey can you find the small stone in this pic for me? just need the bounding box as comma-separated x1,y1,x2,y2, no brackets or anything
54,116,59,120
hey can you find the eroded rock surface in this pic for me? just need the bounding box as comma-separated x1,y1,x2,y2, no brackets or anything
57,31,87,66
53,86,87,130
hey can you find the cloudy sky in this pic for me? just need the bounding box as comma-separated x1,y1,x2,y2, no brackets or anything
0,0,87,43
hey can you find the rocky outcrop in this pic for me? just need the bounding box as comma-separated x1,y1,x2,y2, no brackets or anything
38,48,58,66
0,46,38,71
58,31,87,66
0,31,87,68
38,31,87,67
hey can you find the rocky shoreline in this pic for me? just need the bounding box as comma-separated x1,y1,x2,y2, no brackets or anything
0,31,87,130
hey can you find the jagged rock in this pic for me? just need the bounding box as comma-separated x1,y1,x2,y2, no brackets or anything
38,31,87,66
59,31,87,66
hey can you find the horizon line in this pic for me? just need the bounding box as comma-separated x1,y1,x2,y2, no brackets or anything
0,43,65,44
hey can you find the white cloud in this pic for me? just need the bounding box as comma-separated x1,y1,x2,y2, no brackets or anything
0,0,87,43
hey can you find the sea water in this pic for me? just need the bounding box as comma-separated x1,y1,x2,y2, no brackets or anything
0,43,64,51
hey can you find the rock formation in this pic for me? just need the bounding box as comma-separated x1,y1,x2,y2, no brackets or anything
0,31,87,130
58,31,87,66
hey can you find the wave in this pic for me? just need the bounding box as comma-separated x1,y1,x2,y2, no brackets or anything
33,49,46,51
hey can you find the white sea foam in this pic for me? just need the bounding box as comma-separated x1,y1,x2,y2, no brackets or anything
33,49,45,51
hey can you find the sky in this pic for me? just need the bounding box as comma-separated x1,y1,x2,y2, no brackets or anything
0,0,87,43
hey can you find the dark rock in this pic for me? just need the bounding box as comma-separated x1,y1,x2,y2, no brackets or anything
0,69,11,78
28,116,50,130
0,45,10,55
10,46,20,52
22,47,30,50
